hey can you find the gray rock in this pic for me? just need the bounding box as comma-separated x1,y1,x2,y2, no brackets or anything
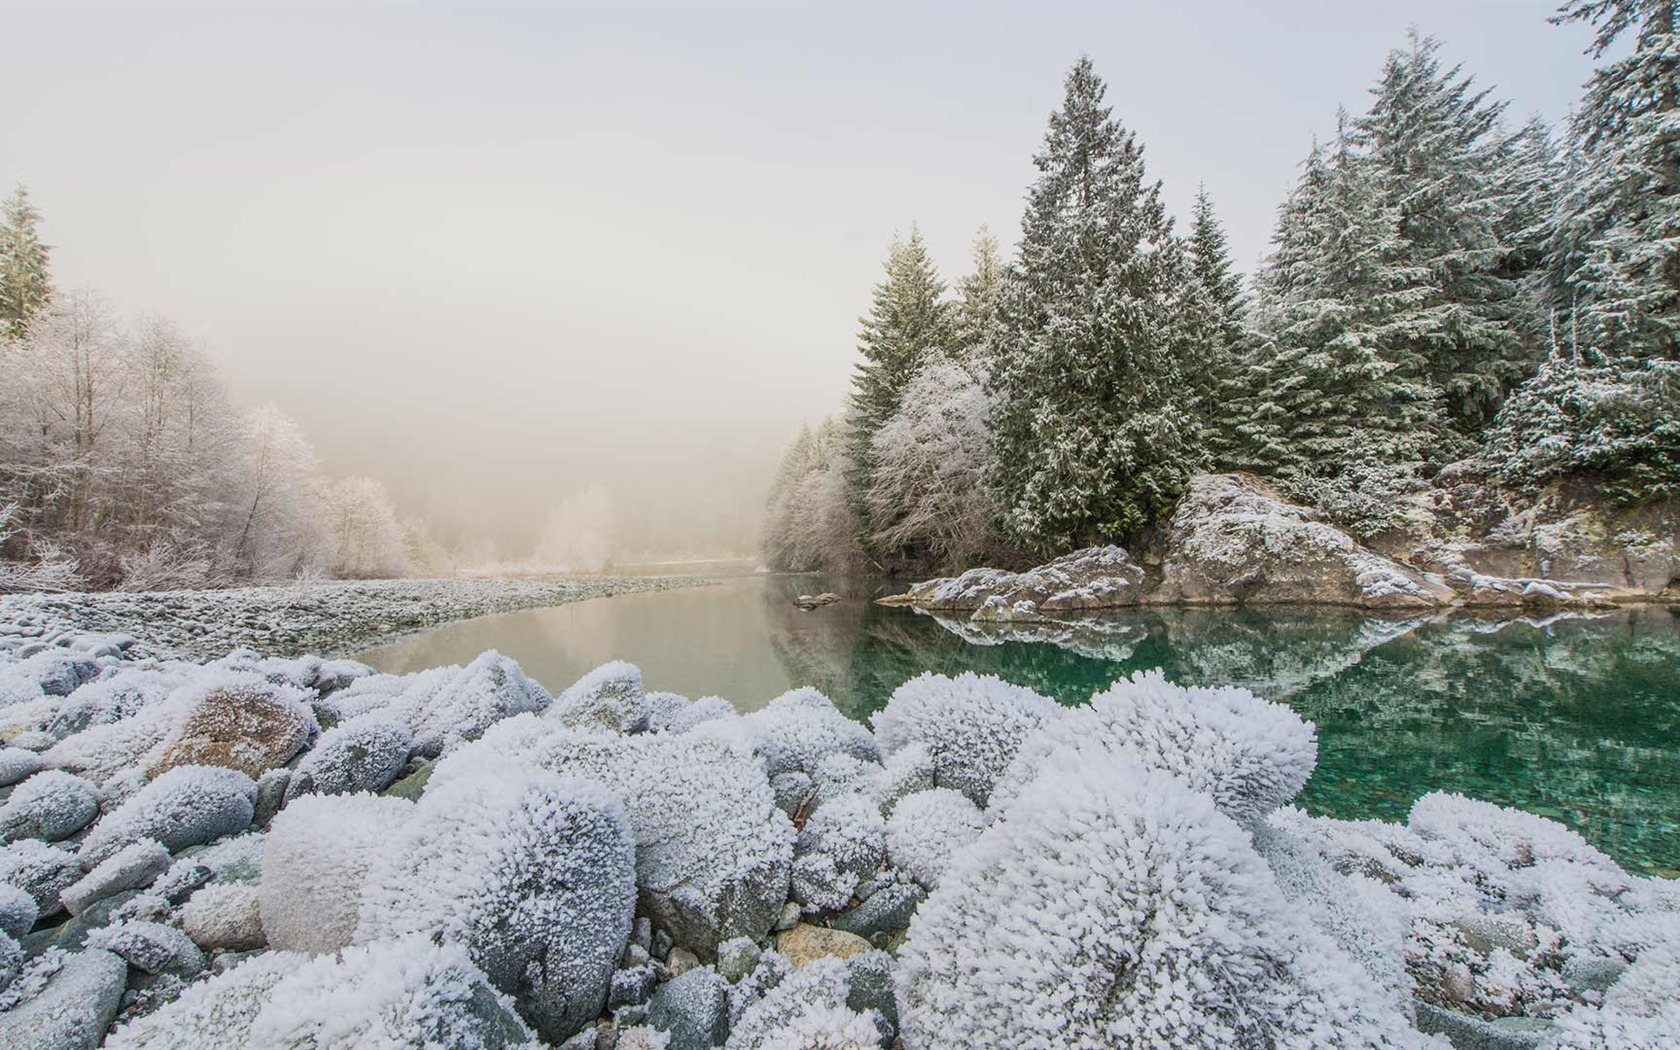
284,717,413,801
0,948,126,1050
85,919,207,975
834,882,925,940
150,860,212,905
716,936,761,983
632,916,652,952
845,950,898,1042
78,765,257,867
646,967,730,1050
0,883,38,938
1453,913,1539,958
608,964,661,1009
252,768,290,827
0,840,82,918
774,903,800,932
1562,953,1628,995
0,771,101,844
622,942,651,969
666,946,701,977
1414,1001,1550,1050
882,546,1147,619
20,890,141,958
0,749,46,789
61,839,171,916
180,884,266,951
13,650,100,697
652,928,673,961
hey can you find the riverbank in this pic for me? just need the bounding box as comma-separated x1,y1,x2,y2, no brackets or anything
0,575,710,663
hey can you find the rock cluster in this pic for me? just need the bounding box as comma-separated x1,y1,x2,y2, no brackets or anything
1,626,1674,1049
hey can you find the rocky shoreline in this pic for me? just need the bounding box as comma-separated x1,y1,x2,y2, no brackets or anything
0,625,1674,1049
0,576,707,664
881,473,1678,620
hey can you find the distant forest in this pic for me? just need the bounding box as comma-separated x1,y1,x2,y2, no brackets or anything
763,0,1679,575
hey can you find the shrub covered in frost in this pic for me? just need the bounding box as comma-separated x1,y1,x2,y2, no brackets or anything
0,769,101,843
726,957,879,1050
870,673,1058,807
716,687,880,780
283,716,413,801
357,767,635,1042
431,719,794,953
0,838,81,916
79,764,257,865
895,751,1435,1050
885,788,984,891
992,670,1317,826
549,661,649,734
261,793,413,953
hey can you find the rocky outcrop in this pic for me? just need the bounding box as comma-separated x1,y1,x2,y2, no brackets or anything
877,546,1146,621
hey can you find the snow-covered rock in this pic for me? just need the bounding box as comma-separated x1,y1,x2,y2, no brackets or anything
991,670,1317,826
713,687,881,780
144,673,317,779
85,919,206,975
548,660,649,734
0,948,127,1050
726,956,879,1050
0,747,47,787
0,839,82,917
0,769,101,843
60,839,171,916
78,764,256,866
870,672,1059,807
356,767,635,1042
895,750,1438,1050
282,716,412,801
1152,473,1456,608
881,545,1147,620
0,883,38,939
260,793,412,953
326,650,548,758
180,884,266,951
884,788,984,891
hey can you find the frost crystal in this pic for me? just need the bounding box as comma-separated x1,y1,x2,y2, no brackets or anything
283,716,413,800
870,672,1058,806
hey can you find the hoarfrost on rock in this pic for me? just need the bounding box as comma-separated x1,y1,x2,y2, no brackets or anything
870,672,1059,807
78,764,256,866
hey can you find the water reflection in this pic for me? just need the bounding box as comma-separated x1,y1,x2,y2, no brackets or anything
357,575,1680,876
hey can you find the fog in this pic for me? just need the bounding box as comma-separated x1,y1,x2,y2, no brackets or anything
0,1,1594,562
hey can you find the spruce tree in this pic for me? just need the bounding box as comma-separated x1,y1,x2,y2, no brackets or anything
953,226,1004,357
1186,186,1250,467
0,185,54,343
1354,32,1547,439
846,226,952,535
987,57,1204,552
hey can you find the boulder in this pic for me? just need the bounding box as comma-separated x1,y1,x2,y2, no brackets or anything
85,919,206,975
0,770,101,843
774,924,871,969
181,884,266,951
260,793,411,953
145,675,317,780
646,967,731,1050
0,748,46,788
60,839,171,916
880,546,1145,620
78,765,256,866
1151,474,1455,609
282,716,412,801
0,839,82,918
0,948,127,1050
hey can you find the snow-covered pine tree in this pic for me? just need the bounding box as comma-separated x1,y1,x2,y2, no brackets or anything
1354,32,1549,441
846,227,953,537
0,185,54,343
953,226,1004,358
1239,118,1441,529
1187,186,1252,468
987,57,1205,552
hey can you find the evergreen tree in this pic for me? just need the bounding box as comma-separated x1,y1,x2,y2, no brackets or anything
953,226,1005,357
1354,32,1548,439
1186,186,1251,467
987,57,1204,552
0,185,54,343
846,226,952,524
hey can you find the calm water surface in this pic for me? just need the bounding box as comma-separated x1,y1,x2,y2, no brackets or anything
356,574,1680,877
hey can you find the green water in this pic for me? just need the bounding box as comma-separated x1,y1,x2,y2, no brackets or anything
356,574,1680,877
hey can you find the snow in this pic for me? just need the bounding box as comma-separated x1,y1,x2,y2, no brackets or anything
870,672,1060,806
0,838,81,917
104,950,310,1050
78,764,257,866
884,788,984,891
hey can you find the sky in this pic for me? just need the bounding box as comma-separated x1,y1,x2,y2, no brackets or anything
0,1,1598,559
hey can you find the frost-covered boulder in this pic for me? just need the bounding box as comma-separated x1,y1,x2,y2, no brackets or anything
103,950,310,1050
884,788,984,891
646,966,731,1050
85,919,206,975
1152,473,1455,608
6,649,101,697
713,688,881,780
992,670,1317,826
861,743,934,814
0,839,81,917
402,651,549,756
261,793,412,953
0,769,101,843
432,719,794,953
726,956,880,1050
549,660,649,734
799,795,886,881
0,883,38,938
1545,944,1680,1049
870,673,1059,807
282,716,412,801
79,764,256,866
181,883,266,951
895,752,1437,1049
60,839,171,916
145,673,317,779
882,545,1147,621
45,669,184,740
0,948,127,1050
356,767,635,1042
0,747,47,787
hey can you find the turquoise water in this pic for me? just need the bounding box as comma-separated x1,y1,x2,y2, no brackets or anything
356,574,1680,877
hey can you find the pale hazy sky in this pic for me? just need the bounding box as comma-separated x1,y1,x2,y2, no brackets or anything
0,1,1596,556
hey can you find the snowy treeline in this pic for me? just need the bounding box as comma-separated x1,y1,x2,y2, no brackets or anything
764,1,1679,572
0,192,413,591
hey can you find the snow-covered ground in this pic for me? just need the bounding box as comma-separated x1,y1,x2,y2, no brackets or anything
0,575,705,662
1,629,1675,1049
